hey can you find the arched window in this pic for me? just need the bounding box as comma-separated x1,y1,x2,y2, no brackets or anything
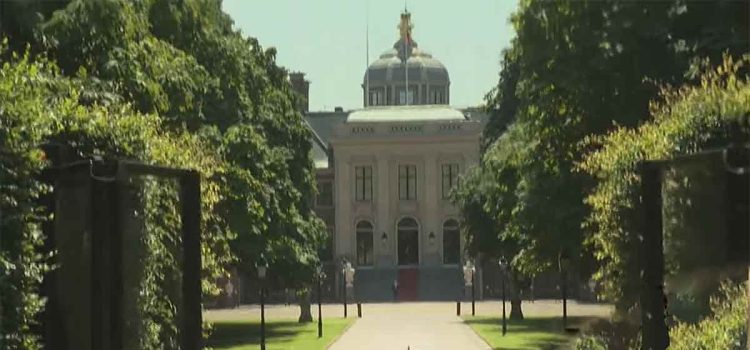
397,217,419,265
442,219,460,264
356,221,374,266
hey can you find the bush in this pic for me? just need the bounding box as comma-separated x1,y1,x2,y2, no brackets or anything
574,318,640,350
669,282,747,350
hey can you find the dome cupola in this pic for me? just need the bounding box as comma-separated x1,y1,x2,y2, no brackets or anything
363,10,450,107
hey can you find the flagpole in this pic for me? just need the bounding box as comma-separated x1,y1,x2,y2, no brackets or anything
404,9,409,106
365,0,370,107
404,2,409,104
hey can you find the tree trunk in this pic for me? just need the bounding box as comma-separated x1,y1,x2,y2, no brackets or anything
298,289,313,323
509,272,524,320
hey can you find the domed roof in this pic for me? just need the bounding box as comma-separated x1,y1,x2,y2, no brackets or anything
363,12,449,86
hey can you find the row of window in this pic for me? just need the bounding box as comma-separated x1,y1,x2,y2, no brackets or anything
367,87,446,106
355,218,461,266
354,164,459,202
315,164,460,206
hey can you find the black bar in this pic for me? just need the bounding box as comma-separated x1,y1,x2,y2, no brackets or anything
260,287,266,350
318,278,323,338
91,176,103,350
120,160,193,179
562,270,568,330
639,162,669,350
180,171,202,350
357,303,362,318
110,175,123,350
471,272,475,316
456,301,461,316
501,273,506,336
343,273,347,318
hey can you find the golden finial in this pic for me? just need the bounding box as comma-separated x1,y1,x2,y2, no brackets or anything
398,10,412,42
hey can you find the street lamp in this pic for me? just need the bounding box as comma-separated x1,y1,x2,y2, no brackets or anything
257,259,268,350
316,265,326,338
498,257,508,336
559,251,571,330
381,232,388,249
428,231,436,247
463,260,476,316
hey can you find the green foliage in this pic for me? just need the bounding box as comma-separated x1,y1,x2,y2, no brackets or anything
33,0,324,283
1,0,327,346
579,55,750,309
0,42,228,348
669,282,747,350
458,0,748,310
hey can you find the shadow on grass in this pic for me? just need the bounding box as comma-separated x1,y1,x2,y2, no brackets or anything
464,316,597,350
207,321,305,348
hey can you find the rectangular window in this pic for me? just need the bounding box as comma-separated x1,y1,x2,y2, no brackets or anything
368,89,383,106
355,166,372,201
442,163,459,199
398,88,415,105
316,181,333,206
399,164,417,200
319,226,334,262
356,231,374,266
432,89,444,104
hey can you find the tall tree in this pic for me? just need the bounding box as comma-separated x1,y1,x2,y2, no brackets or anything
458,0,748,313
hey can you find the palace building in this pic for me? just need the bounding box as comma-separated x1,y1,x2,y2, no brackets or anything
293,11,490,301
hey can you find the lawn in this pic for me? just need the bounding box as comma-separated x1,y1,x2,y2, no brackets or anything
207,318,355,350
463,316,595,350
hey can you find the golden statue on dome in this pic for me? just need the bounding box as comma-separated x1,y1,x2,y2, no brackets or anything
398,10,413,44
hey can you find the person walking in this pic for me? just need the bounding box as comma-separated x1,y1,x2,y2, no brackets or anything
392,279,399,301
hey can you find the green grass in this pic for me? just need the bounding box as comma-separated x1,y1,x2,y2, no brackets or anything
463,316,594,350
207,318,355,350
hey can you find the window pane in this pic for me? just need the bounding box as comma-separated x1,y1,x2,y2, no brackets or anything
364,178,372,200
355,166,373,201
408,177,416,199
317,181,333,206
443,223,460,264
399,176,407,199
356,229,373,266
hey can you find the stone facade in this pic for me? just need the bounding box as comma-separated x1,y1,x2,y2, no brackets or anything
299,10,490,301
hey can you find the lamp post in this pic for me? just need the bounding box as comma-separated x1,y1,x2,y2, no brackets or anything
463,260,476,316
317,265,325,338
257,260,268,350
340,259,348,318
559,251,570,330
499,258,508,336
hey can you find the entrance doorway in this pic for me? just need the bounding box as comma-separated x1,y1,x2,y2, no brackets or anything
397,217,419,265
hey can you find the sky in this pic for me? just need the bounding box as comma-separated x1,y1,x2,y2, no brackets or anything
222,0,518,112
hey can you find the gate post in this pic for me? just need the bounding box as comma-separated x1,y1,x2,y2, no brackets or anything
639,162,669,350
180,171,202,350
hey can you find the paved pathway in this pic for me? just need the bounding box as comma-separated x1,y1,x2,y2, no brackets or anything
328,302,491,350
204,300,613,350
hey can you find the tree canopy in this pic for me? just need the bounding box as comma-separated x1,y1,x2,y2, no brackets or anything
1,0,326,347
455,0,748,312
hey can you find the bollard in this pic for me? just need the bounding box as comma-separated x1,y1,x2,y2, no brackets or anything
357,303,362,318
456,301,461,316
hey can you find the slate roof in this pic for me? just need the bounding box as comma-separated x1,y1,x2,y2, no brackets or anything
305,111,348,169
